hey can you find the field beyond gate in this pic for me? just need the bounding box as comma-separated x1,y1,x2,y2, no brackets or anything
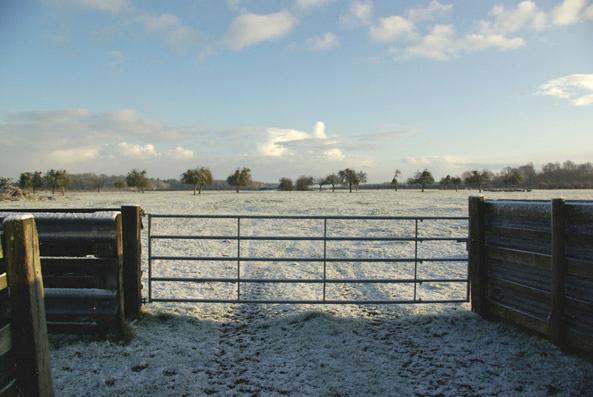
147,214,470,304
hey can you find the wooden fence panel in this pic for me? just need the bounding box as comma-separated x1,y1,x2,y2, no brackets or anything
0,212,125,333
471,198,593,353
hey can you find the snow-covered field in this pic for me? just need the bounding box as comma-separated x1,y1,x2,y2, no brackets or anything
4,189,593,396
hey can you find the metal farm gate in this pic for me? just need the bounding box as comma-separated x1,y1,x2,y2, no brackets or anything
147,214,469,304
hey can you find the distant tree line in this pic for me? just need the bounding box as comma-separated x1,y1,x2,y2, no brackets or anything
277,168,367,193
3,160,593,196
3,166,258,195
276,161,593,193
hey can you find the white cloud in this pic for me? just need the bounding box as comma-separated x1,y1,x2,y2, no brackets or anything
382,0,592,62
403,25,524,60
537,74,593,106
403,155,466,168
407,1,452,22
295,0,333,10
479,1,543,34
586,3,593,19
48,0,129,13
258,129,309,157
140,13,202,51
324,148,345,161
340,0,373,27
0,108,199,176
551,0,587,25
225,11,297,50
167,146,194,160
403,25,455,60
313,121,328,139
305,32,340,50
258,121,344,162
369,15,415,42
462,33,525,52
47,147,100,164
117,142,160,159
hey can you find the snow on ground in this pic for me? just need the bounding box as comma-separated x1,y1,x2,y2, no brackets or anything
3,189,593,396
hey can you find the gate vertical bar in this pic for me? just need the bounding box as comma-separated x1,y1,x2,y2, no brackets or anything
147,214,152,302
413,219,418,301
323,218,327,301
237,217,241,301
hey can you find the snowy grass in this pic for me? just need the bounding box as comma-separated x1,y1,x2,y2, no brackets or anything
5,189,593,396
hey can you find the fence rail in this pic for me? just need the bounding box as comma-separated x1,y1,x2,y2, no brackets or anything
148,214,469,304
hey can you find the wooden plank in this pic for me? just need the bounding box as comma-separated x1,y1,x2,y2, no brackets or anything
42,275,99,289
122,205,142,318
484,201,550,220
489,277,550,305
486,245,551,271
40,257,118,289
565,328,593,353
485,226,551,254
38,238,117,258
469,196,489,317
3,215,54,397
0,378,18,397
41,257,117,275
44,288,119,319
550,198,566,346
0,352,16,393
44,288,116,300
0,324,10,357
489,301,550,336
566,257,593,280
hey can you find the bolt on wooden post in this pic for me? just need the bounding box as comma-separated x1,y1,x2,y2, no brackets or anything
4,214,54,397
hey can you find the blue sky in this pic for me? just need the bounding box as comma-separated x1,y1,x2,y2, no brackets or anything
0,0,592,182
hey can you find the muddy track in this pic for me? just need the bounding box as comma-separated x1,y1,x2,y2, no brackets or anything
204,277,277,396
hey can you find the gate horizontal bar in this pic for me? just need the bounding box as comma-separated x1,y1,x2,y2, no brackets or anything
149,256,467,262
150,276,468,284
149,298,469,304
149,214,468,220
150,234,468,242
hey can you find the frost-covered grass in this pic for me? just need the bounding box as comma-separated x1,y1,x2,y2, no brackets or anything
4,189,593,396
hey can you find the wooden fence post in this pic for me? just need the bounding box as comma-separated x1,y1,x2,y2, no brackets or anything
469,196,489,318
550,198,566,346
121,205,142,318
4,215,54,397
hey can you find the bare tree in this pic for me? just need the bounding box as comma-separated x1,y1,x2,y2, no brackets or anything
325,174,340,192
338,168,359,193
278,177,293,191
181,167,214,195
295,176,314,191
408,169,434,192
391,169,401,191
126,169,150,193
355,171,367,192
227,167,252,193
44,169,69,195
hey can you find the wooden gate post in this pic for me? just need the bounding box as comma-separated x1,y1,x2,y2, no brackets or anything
550,198,566,346
121,205,142,318
4,215,54,397
469,196,489,318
